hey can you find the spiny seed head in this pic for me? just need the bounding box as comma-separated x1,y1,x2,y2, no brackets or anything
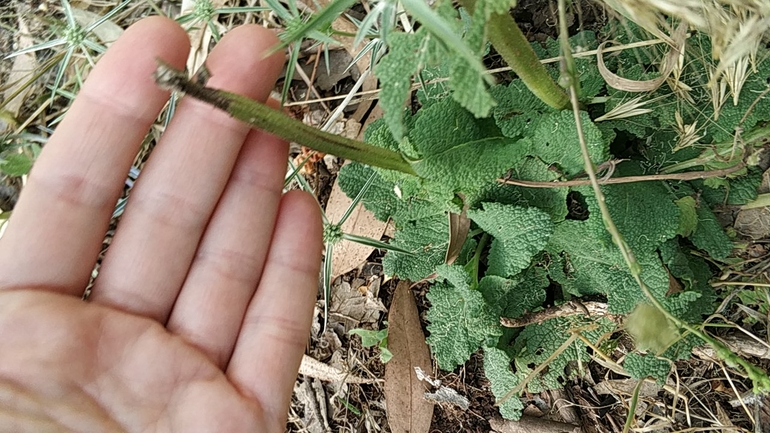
194,0,215,19
65,25,86,46
323,224,343,244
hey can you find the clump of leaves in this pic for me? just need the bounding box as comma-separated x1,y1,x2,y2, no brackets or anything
338,7,770,420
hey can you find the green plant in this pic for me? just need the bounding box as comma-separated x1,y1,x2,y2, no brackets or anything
349,325,393,363
154,0,770,421
333,8,770,421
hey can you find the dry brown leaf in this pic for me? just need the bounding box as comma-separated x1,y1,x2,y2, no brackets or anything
385,280,434,433
325,163,387,277
445,196,470,265
489,416,579,433
597,21,687,92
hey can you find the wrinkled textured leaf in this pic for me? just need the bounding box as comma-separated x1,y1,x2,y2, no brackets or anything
491,80,554,139
583,180,680,254
376,31,426,140
426,265,502,369
512,317,616,392
546,220,670,314
531,110,609,176
478,267,549,319
383,215,449,280
691,205,732,259
483,347,524,420
467,203,552,277
337,162,444,223
624,352,672,384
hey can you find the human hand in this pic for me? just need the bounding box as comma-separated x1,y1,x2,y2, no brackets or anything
0,17,322,432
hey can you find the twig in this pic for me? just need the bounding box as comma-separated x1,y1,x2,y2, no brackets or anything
501,301,614,327
500,163,746,188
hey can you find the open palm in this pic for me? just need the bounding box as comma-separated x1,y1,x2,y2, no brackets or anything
0,18,322,432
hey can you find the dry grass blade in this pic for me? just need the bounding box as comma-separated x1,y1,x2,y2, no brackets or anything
595,95,653,122
596,21,688,93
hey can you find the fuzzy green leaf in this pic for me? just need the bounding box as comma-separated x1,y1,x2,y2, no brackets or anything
694,168,762,206
0,153,33,176
478,266,548,319
337,162,444,223
468,203,553,277
376,31,428,140
582,179,680,254
383,215,449,280
624,352,671,384
690,205,732,259
426,265,502,369
483,347,524,420
674,196,698,237
469,157,569,222
546,220,670,314
512,317,616,392
658,239,716,322
413,136,527,193
491,80,554,139
531,110,609,176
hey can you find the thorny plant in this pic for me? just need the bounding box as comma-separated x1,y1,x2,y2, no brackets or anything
3,0,131,103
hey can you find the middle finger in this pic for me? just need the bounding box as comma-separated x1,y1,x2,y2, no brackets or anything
90,25,284,322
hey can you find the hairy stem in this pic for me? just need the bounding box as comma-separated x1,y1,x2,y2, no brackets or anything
153,60,417,176
458,0,570,110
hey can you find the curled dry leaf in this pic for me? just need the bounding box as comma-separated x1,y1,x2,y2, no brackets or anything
445,195,470,265
597,21,688,93
385,280,434,433
325,164,387,277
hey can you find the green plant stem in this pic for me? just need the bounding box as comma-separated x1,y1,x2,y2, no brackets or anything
623,380,643,433
557,0,770,393
458,0,569,110
465,232,490,287
153,60,417,175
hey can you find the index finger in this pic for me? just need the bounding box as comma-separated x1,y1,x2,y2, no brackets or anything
0,17,189,295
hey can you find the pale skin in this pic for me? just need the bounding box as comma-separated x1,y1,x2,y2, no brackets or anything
0,17,323,432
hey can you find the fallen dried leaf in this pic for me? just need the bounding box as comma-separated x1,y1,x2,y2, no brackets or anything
489,416,579,433
384,280,434,433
